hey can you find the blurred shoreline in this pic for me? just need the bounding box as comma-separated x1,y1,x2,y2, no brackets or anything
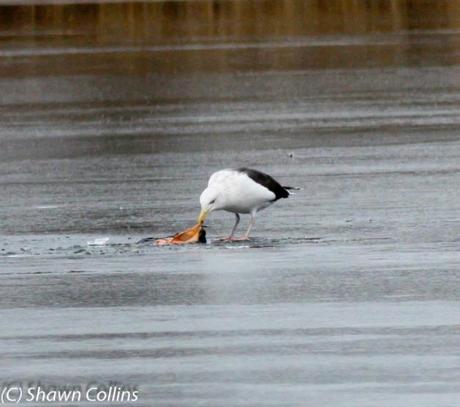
1,0,460,42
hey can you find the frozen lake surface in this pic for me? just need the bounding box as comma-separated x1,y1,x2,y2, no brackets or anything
1,24,460,406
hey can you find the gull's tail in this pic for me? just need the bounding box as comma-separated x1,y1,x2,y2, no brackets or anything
283,186,302,195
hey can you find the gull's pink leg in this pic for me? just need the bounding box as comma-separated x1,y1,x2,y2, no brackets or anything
219,213,241,241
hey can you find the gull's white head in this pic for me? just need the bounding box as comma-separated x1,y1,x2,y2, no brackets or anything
198,185,222,224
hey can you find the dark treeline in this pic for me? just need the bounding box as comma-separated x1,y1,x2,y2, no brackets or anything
0,0,459,42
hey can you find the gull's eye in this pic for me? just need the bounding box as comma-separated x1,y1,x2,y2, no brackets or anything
210,199,216,204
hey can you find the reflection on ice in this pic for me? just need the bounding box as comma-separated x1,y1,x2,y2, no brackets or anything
87,237,110,246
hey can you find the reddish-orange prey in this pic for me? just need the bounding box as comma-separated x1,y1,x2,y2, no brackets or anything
154,223,206,246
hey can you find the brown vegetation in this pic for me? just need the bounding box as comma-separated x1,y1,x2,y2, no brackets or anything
1,0,459,42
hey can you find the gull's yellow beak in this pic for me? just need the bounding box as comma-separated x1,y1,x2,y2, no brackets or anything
198,208,209,224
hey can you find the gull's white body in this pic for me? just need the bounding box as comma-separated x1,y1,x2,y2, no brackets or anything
207,169,276,214
199,168,293,240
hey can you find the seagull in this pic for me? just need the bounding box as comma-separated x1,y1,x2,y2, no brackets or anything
198,168,298,240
